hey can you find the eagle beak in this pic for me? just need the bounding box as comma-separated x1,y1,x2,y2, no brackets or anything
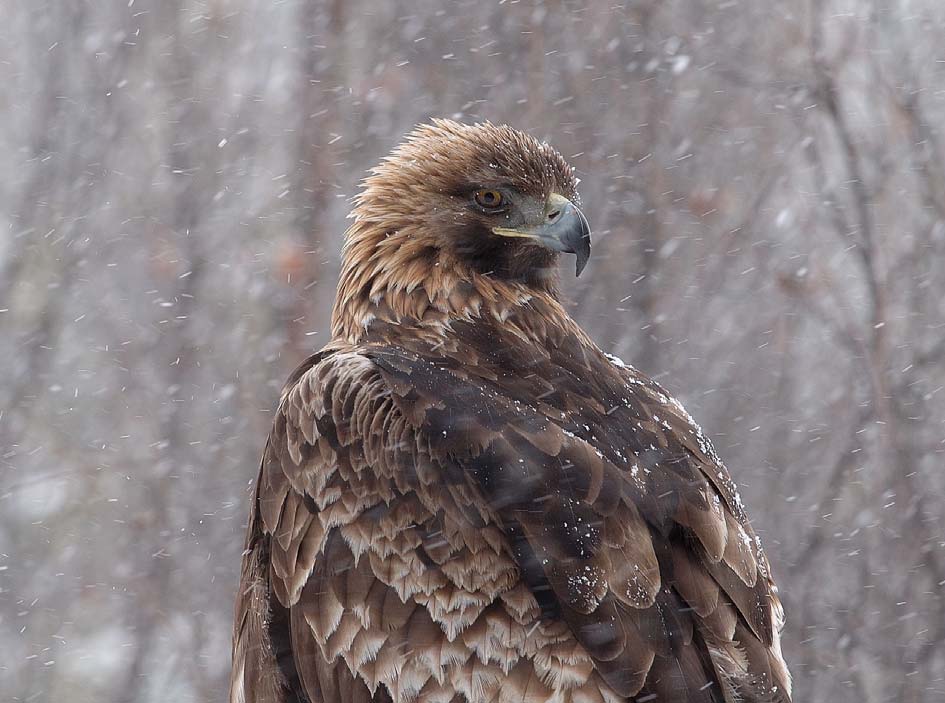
492,193,592,276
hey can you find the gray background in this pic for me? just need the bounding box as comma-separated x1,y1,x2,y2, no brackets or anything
2,1,945,701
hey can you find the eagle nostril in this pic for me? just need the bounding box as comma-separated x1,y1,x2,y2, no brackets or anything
547,209,562,222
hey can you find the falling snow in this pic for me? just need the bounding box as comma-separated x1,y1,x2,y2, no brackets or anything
2,2,945,702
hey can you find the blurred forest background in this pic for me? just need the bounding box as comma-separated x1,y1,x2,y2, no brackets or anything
2,1,945,701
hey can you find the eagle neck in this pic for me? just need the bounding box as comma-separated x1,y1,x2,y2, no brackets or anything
330,230,574,346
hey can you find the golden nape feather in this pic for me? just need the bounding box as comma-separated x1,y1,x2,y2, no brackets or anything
229,120,792,703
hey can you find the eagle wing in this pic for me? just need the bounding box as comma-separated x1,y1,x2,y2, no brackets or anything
231,327,790,703
229,349,399,703
232,348,591,703
367,316,791,703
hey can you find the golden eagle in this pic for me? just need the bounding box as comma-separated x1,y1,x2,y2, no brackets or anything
229,120,791,703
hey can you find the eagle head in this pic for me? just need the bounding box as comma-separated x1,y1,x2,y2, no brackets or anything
351,119,591,286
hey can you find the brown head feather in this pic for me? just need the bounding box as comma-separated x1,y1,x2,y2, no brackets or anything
331,119,580,343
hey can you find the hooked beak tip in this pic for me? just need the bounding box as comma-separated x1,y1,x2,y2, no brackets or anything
575,248,590,277
561,202,591,277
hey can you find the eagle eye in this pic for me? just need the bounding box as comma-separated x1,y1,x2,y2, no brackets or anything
473,189,506,211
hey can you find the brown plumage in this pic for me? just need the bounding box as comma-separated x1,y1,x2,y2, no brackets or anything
229,119,792,703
